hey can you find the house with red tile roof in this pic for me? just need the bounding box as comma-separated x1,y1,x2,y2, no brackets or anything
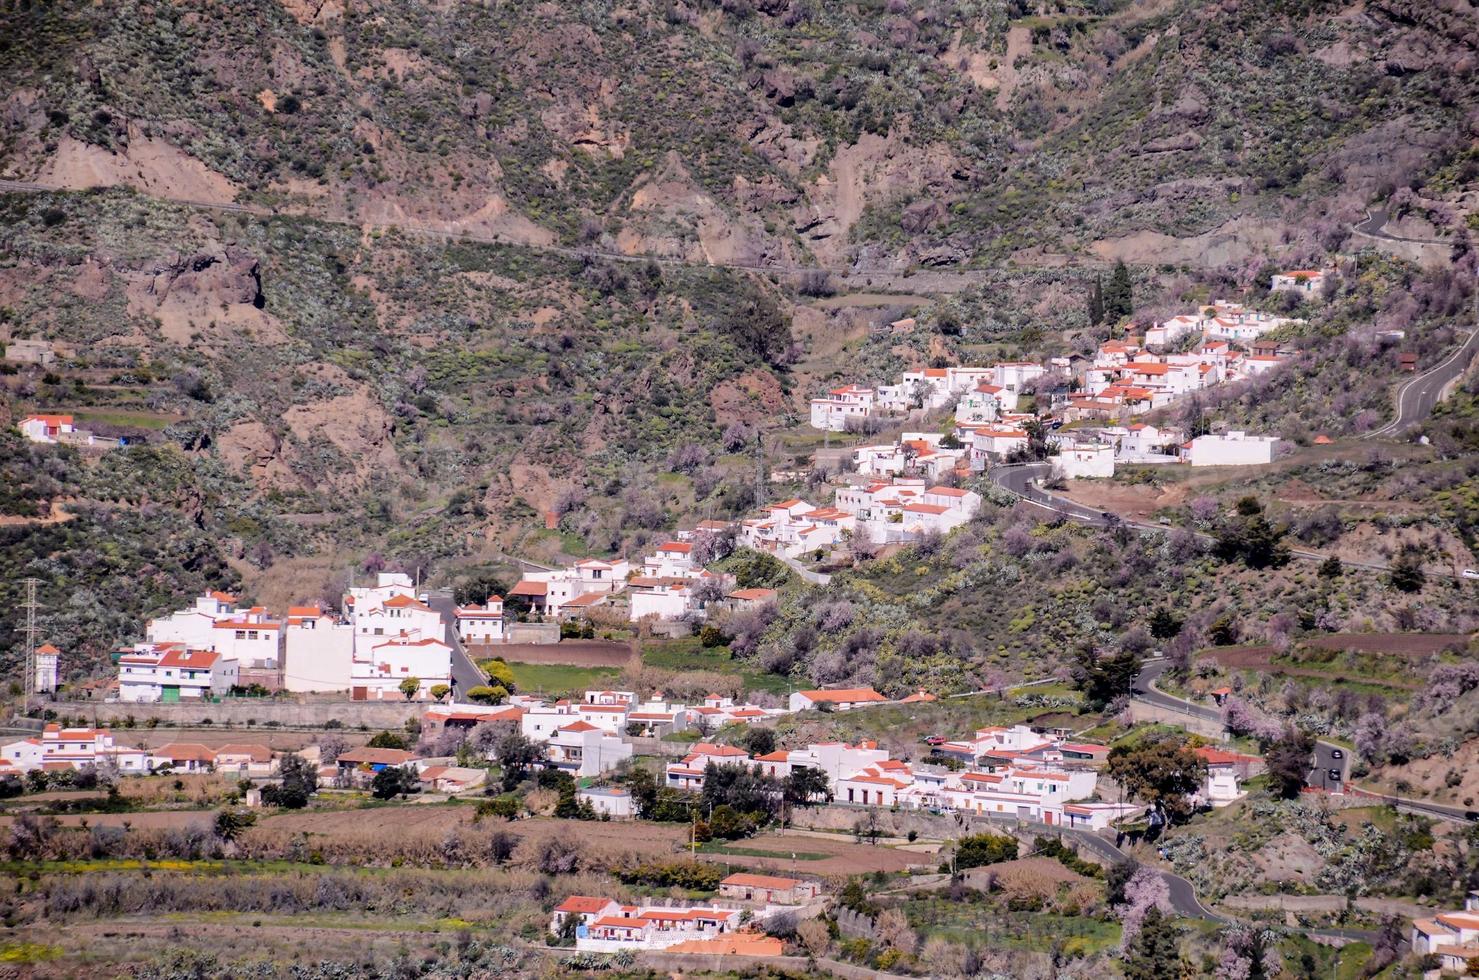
17,413,97,445
454,599,505,645
789,688,887,712
1271,267,1331,298
547,720,632,777
552,896,752,951
117,645,238,702
719,872,821,904
1194,745,1264,806
2,725,148,774
809,384,876,431
149,742,218,772
350,632,452,701
664,743,752,791
1410,895,1479,972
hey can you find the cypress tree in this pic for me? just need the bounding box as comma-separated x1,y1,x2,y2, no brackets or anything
1105,260,1134,322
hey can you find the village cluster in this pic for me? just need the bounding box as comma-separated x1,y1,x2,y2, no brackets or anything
811,297,1308,485
69,536,790,704
0,707,1282,958
3,703,1258,828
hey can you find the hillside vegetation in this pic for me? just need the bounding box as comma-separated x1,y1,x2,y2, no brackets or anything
0,0,1476,684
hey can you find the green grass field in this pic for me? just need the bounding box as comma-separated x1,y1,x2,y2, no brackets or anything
497,662,620,695
71,409,179,430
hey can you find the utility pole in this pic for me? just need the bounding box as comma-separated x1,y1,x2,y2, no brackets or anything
753,433,767,508
20,578,41,707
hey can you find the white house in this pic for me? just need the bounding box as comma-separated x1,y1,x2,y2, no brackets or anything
283,605,355,693
1270,268,1330,298
993,362,1044,394
643,543,696,578
455,600,506,645
208,608,283,683
344,572,420,618
789,688,887,712
578,786,634,818
353,594,445,650
628,578,700,622
955,384,1015,425
508,558,631,618
922,485,981,515
520,700,578,740
809,384,875,431
33,642,59,694
2,725,149,773
835,478,928,520
836,760,916,807
572,558,632,592
786,740,891,789
1193,747,1262,807
146,591,241,649
1411,900,1479,973
117,645,238,702
552,896,746,952
1051,443,1115,480
1186,431,1280,467
574,699,632,734
350,633,452,700
17,414,75,444
546,721,632,777
968,425,1029,466
1145,314,1202,348
664,743,753,791
852,443,907,476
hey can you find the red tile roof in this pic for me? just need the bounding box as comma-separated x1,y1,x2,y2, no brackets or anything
556,896,614,915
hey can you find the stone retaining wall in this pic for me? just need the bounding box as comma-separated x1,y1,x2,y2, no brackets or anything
67,699,422,729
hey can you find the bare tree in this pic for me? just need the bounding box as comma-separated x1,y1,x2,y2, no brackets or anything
797,918,831,961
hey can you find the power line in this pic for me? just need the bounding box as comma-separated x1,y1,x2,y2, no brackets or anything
20,578,40,707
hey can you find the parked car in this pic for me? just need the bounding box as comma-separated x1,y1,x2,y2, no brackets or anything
1328,769,1342,782
1330,748,1344,760
923,735,946,746
1463,568,1478,580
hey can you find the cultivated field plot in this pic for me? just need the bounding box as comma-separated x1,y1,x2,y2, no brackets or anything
257,811,691,862
0,809,212,829
1304,632,1472,655
699,829,932,876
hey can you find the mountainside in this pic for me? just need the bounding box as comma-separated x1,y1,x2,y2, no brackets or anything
1,0,1477,681
3,0,1476,266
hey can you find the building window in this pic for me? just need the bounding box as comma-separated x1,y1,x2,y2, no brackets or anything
236,631,246,640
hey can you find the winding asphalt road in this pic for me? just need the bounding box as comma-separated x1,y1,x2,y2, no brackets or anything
1352,210,1450,246
425,589,486,696
1362,322,1479,439
1351,209,1477,438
